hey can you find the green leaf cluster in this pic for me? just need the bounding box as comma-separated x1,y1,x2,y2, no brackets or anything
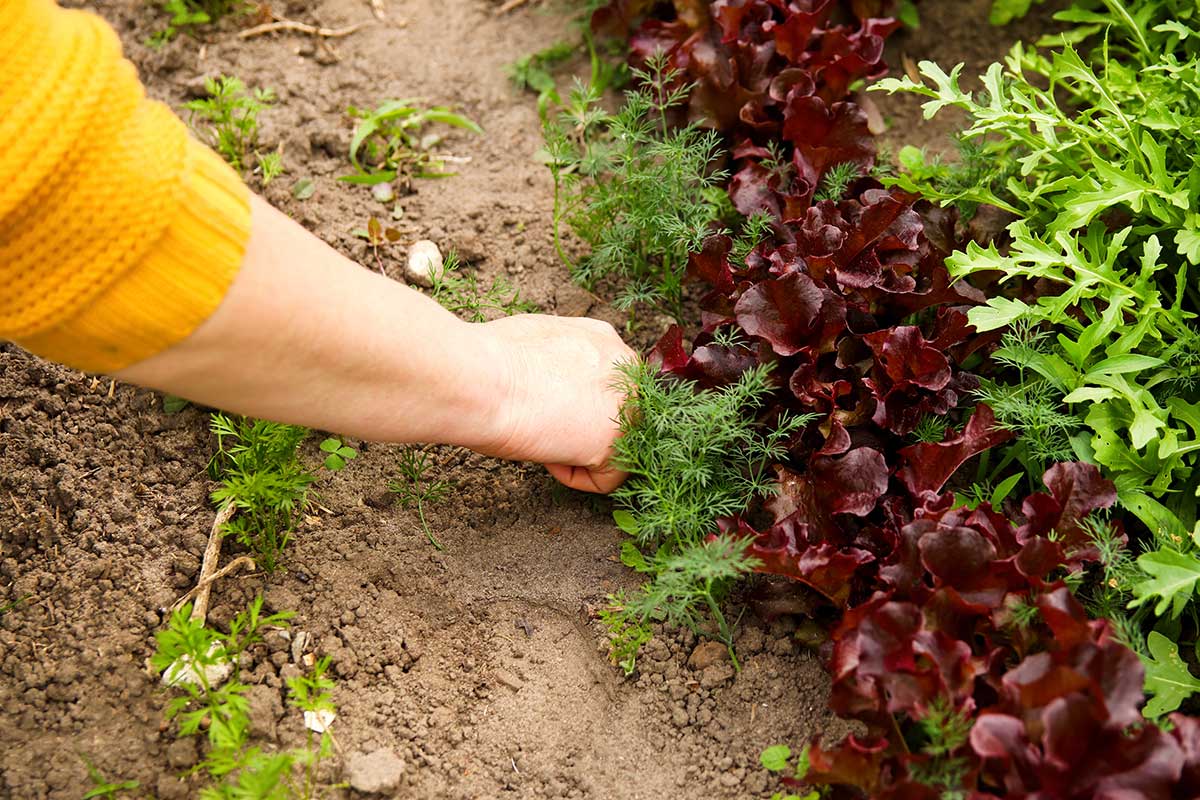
152,599,338,799
209,414,315,573
541,54,729,321
873,0,1200,716
340,100,482,186
429,250,538,323
600,362,812,671
185,76,283,184
150,0,250,46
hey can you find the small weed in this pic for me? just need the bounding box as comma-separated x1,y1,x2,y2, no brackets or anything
150,0,251,45
812,161,862,203
760,744,818,800
185,76,282,182
905,699,973,799
430,251,538,322
153,599,339,799
209,414,315,573
352,217,403,274
508,40,577,114
80,755,139,799
318,439,358,472
0,595,29,616
341,101,482,186
389,448,452,550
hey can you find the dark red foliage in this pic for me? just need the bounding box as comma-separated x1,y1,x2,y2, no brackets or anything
594,0,901,219
594,3,1200,797
807,480,1200,799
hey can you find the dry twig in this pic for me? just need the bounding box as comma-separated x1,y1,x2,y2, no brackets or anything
239,17,369,39
183,503,236,622
496,0,532,12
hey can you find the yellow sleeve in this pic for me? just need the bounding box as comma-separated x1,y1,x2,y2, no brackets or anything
0,0,251,374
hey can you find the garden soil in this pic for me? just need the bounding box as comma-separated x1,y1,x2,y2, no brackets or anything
0,1,1058,797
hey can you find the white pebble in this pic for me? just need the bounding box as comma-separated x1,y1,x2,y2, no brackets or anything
405,239,441,288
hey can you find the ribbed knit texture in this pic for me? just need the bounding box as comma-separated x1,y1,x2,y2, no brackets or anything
0,0,251,373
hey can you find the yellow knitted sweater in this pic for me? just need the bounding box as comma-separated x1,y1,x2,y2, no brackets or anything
0,0,251,373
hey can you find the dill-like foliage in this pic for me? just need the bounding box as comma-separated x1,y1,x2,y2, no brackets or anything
600,362,814,671
542,54,729,321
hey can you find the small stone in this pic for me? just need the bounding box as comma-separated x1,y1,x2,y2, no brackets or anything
347,748,406,794
494,669,524,693
156,774,189,800
405,240,441,288
687,640,729,671
371,182,396,204
290,631,310,664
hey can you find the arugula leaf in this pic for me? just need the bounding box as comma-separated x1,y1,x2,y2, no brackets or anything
1143,630,1200,717
1130,549,1200,618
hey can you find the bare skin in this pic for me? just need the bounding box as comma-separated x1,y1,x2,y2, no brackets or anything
117,196,636,493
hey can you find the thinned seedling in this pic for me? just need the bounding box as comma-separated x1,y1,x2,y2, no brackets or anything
389,448,451,550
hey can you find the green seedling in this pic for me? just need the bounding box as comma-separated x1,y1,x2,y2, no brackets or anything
153,599,339,799
507,40,577,115
0,595,29,616
352,217,403,275
150,0,250,45
341,101,482,186
80,755,139,799
429,250,537,322
319,439,358,472
812,161,863,203
389,448,451,550
209,414,315,573
760,744,818,800
185,76,283,183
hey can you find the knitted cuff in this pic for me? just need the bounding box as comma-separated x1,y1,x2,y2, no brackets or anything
17,139,250,374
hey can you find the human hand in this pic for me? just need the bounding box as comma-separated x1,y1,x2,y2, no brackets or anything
476,314,636,493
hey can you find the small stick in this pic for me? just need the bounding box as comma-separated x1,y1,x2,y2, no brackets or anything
496,0,531,12
239,18,369,39
369,0,387,21
188,503,236,623
173,555,257,615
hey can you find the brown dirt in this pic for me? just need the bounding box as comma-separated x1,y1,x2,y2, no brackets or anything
0,1,1059,798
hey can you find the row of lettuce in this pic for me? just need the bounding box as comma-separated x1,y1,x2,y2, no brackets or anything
536,0,1200,796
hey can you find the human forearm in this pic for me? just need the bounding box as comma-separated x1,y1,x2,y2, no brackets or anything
117,196,509,452
118,197,636,492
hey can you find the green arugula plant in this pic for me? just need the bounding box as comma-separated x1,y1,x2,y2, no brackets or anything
429,250,537,322
153,599,338,799
600,362,812,671
541,54,728,321
873,0,1200,713
389,448,451,550
186,76,282,183
209,414,315,573
341,101,482,186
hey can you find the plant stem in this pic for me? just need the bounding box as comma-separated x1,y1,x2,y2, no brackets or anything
417,497,443,551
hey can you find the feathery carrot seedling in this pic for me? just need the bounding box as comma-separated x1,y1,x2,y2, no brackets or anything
208,414,314,573
429,251,537,322
389,448,451,550
186,76,283,184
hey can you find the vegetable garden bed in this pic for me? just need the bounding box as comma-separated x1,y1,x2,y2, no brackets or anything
3,0,1197,798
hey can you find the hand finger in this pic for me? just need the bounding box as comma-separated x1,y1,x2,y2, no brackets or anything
545,463,628,494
